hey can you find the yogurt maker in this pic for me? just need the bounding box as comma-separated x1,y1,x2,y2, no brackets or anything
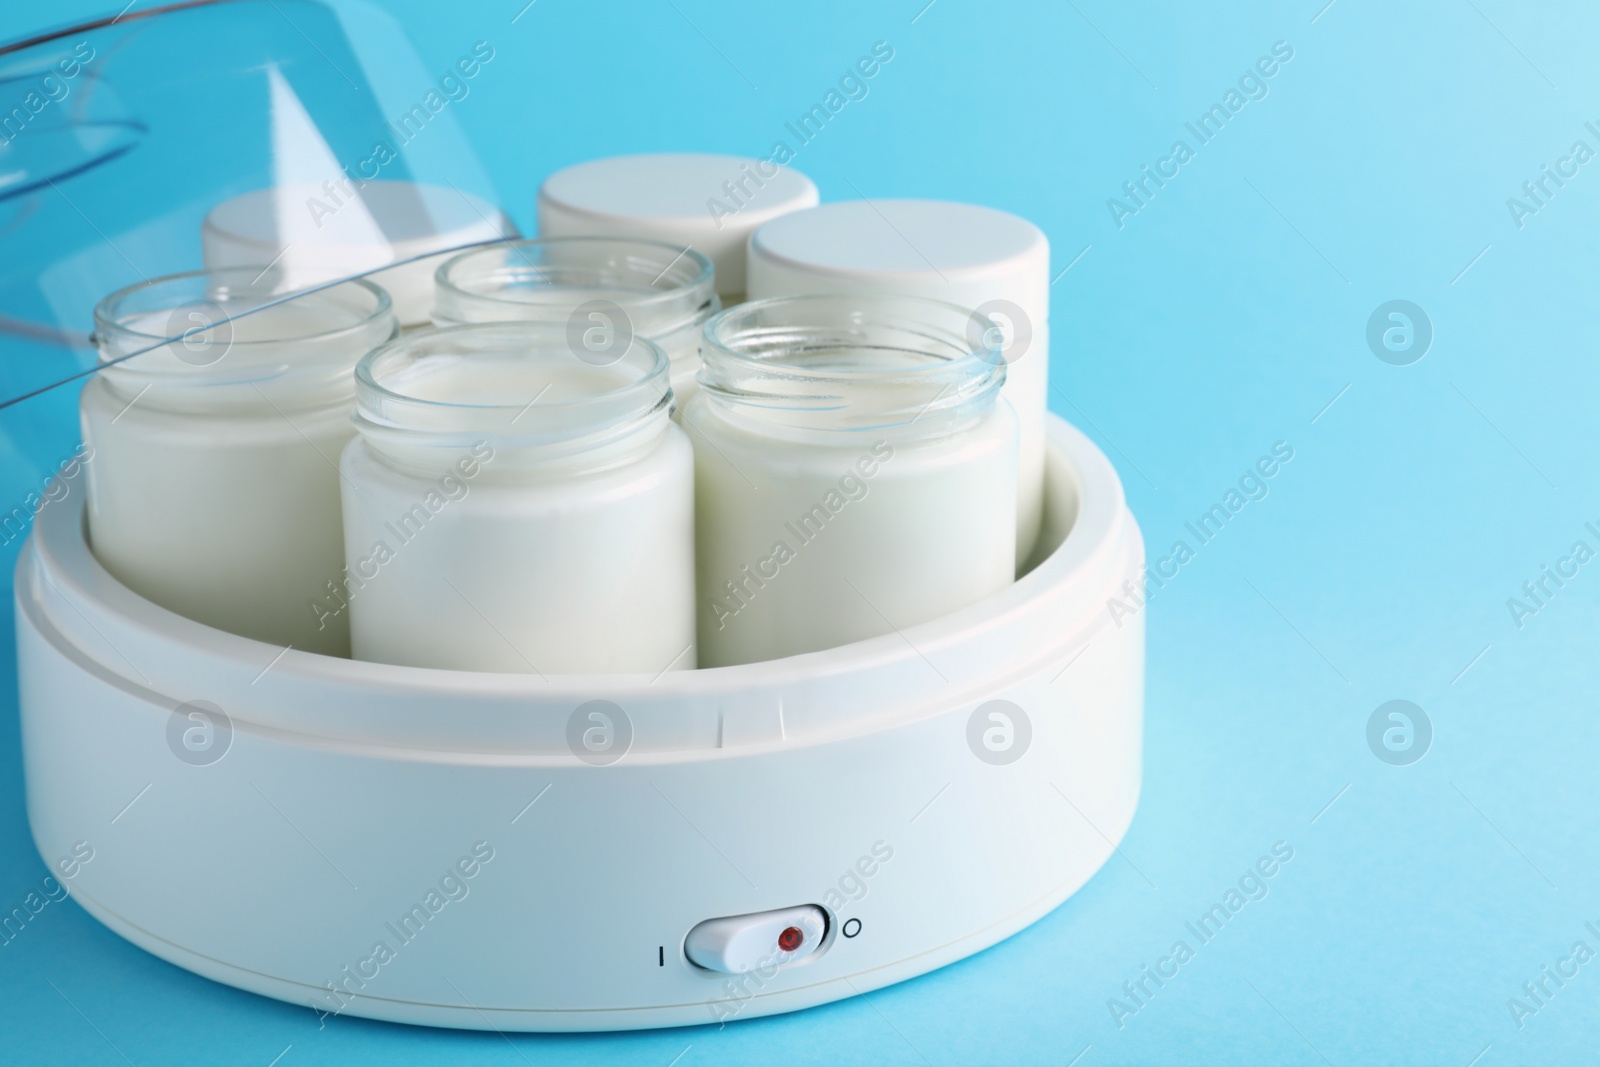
1,0,1144,1030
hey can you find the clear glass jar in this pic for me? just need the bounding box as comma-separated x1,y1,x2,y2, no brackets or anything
432,236,718,405
341,322,695,674
686,293,1017,668
84,270,397,656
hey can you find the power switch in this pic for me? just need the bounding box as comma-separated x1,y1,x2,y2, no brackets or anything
684,905,827,973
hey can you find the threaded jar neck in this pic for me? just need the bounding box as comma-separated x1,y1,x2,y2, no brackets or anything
696,293,1006,438
432,236,718,345
353,322,672,469
93,269,395,409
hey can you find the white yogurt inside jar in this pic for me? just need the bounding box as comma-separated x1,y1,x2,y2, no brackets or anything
340,323,695,674
84,272,398,656
432,237,718,406
686,294,1017,668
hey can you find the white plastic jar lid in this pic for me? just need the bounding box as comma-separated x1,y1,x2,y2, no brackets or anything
747,198,1050,317
202,182,515,326
203,181,512,271
537,153,819,297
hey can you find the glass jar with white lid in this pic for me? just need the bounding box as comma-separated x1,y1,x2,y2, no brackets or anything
431,236,718,405
83,271,398,656
340,322,696,674
748,199,1051,569
686,293,1017,668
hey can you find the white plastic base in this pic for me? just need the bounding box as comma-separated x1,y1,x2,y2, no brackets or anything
17,415,1143,1031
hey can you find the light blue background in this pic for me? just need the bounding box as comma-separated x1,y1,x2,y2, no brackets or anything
4,1,1599,1064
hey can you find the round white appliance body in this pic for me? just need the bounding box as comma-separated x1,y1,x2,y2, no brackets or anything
16,415,1144,1032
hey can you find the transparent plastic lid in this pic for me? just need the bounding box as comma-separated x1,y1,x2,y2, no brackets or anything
0,0,516,426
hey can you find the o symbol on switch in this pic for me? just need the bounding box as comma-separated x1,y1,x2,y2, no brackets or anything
841,918,862,939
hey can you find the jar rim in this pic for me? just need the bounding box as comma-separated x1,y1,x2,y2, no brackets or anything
354,322,671,449
93,268,393,352
696,293,1007,434
433,236,716,334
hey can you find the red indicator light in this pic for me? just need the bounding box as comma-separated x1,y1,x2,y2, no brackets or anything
777,926,804,952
